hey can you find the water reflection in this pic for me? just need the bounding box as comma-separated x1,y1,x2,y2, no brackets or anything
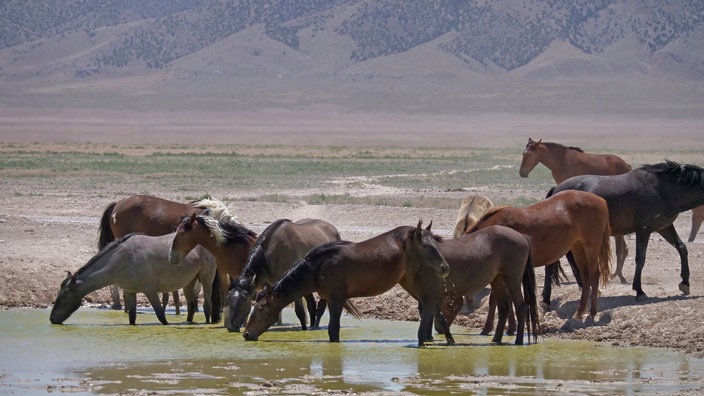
1,307,703,395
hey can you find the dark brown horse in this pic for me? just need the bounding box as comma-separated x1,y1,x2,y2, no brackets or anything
519,137,632,283
222,218,341,332
243,221,450,346
169,213,258,318
549,161,704,301
98,194,234,314
467,190,612,322
403,225,539,345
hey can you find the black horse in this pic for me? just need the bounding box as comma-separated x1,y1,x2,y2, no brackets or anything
549,160,704,301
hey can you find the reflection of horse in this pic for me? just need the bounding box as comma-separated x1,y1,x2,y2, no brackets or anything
98,194,234,313
690,206,704,242
243,221,450,346
50,233,217,325
406,225,539,345
226,218,341,333
467,190,611,321
549,161,704,301
169,214,258,321
519,138,632,282
452,194,495,314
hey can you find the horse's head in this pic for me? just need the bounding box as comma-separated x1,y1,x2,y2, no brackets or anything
225,277,256,333
519,137,542,178
169,213,200,265
49,271,83,324
407,220,449,279
243,285,282,341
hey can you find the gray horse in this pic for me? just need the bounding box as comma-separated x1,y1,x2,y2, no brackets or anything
50,233,217,325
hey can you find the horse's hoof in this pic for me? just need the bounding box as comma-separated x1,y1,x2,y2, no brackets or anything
446,337,456,346
479,329,491,336
679,283,690,295
540,302,552,312
635,293,648,302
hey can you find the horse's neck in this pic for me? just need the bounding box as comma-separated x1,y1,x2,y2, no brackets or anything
74,254,121,297
539,145,573,182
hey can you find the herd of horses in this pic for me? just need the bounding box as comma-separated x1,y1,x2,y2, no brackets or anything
50,138,704,347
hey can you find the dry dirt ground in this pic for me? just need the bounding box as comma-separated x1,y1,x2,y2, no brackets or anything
1,109,704,361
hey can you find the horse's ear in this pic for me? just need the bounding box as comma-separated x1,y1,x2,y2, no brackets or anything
189,213,197,223
415,219,423,239
536,138,542,145
425,220,433,232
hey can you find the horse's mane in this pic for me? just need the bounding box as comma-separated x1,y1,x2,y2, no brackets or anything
239,219,292,283
195,215,257,246
542,141,584,153
75,234,137,276
273,240,352,297
190,195,239,223
639,160,704,187
464,206,510,233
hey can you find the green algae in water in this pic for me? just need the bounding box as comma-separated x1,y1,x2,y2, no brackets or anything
1,307,704,395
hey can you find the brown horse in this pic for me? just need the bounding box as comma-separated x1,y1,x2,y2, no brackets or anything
98,194,234,314
225,218,342,333
169,213,258,319
466,190,612,322
402,225,539,345
519,137,631,283
243,221,450,346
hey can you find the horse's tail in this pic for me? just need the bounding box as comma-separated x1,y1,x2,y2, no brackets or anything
210,270,223,323
598,223,613,288
522,249,540,343
343,299,361,320
97,202,116,250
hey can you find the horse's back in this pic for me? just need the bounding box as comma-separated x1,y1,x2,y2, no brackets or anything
111,195,192,237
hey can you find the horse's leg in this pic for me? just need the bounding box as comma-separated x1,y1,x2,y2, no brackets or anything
506,283,527,345
161,292,169,312
480,291,496,335
172,291,181,315
304,294,317,329
109,285,122,310
613,236,628,284
417,299,439,347
198,276,213,324
315,298,327,328
542,263,555,307
144,291,168,325
632,231,652,301
570,244,590,319
565,251,582,288
326,299,344,342
184,280,198,323
506,301,516,336
658,224,690,295
124,292,138,325
490,286,509,344
294,298,308,330
689,208,704,242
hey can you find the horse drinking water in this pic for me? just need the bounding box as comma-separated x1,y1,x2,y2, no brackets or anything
50,233,217,325
243,221,449,346
226,218,342,333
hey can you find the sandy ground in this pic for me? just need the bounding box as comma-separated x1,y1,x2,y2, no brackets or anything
1,109,704,361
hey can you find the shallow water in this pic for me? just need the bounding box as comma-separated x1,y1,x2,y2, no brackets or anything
1,308,703,395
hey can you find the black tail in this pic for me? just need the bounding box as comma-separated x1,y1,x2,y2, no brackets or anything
211,271,222,323
98,202,116,250
522,251,540,344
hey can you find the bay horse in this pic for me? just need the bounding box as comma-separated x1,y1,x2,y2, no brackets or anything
402,225,539,345
169,213,258,320
519,137,632,283
243,221,450,346
466,190,612,323
549,160,704,301
225,218,342,333
50,233,217,325
98,194,234,314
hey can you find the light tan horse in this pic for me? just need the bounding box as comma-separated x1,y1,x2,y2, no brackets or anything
519,137,631,283
689,206,704,242
452,194,495,315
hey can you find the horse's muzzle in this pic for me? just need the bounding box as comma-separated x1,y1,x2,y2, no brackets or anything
243,332,258,341
439,261,450,278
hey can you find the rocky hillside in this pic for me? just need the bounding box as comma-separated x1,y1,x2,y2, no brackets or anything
1,0,703,114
